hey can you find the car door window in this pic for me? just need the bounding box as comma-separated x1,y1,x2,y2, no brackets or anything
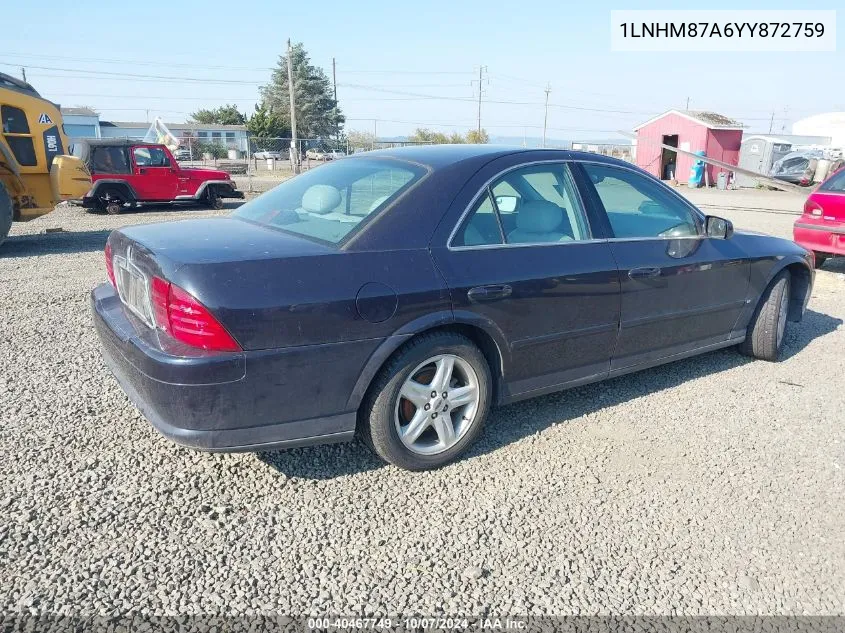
148,147,170,167
583,163,701,239
133,147,151,167
454,163,591,247
501,163,591,244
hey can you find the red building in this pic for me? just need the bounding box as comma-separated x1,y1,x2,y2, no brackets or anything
634,110,744,184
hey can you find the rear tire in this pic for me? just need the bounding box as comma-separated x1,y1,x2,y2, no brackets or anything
738,271,791,362
0,181,13,247
97,187,125,215
813,251,829,269
360,332,492,470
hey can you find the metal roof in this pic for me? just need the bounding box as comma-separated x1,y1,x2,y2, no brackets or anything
634,109,745,131
100,120,247,131
61,107,99,116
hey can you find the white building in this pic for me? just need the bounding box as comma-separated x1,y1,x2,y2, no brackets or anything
792,112,845,148
60,108,249,153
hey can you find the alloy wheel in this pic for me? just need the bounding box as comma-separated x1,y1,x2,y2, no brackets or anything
394,354,480,456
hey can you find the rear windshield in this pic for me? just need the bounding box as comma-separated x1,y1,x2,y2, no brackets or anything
233,157,426,244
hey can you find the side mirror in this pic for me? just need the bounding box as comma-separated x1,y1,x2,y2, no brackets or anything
705,215,733,239
494,195,519,213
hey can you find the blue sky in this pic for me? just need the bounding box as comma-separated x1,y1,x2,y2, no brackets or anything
3,0,842,141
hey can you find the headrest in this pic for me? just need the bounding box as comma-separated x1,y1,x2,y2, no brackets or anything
516,201,563,233
301,185,341,214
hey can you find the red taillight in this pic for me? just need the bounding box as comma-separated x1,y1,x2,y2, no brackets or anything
149,277,241,352
104,243,116,287
804,199,824,217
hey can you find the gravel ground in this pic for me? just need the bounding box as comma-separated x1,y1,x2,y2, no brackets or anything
1,191,844,619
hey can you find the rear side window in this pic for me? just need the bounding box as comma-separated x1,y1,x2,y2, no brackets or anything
92,147,130,174
234,158,425,245
820,168,845,193
453,162,591,247
1,105,37,167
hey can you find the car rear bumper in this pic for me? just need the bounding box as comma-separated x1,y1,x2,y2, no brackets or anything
91,283,365,451
794,220,845,256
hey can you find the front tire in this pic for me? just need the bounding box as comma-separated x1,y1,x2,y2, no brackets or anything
206,187,224,210
360,332,492,470
739,271,791,362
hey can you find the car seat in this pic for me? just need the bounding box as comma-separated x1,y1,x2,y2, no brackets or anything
507,200,573,243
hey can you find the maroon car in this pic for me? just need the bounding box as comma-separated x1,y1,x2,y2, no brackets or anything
77,139,243,214
794,166,845,268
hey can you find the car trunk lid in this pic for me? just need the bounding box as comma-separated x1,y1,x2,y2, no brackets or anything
106,217,333,339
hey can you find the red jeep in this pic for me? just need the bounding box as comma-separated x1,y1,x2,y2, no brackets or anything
78,139,243,214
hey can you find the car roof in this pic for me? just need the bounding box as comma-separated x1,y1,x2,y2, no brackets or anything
357,144,528,168
350,144,630,170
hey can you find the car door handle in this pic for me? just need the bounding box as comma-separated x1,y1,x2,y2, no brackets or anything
467,284,512,302
628,267,661,279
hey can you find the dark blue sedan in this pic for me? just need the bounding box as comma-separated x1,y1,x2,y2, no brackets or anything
92,146,814,470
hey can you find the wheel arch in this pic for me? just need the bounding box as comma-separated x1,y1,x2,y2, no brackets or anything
90,179,137,203
347,311,510,412
783,261,812,322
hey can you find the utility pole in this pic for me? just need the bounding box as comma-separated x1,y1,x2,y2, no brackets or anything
20,67,26,83
685,96,690,110
543,84,551,148
287,39,299,174
373,119,377,149
332,57,339,142
768,111,775,134
473,65,487,135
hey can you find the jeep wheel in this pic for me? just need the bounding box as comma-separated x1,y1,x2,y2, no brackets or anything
98,188,125,215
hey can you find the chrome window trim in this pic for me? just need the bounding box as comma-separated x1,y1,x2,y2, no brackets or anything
446,157,708,252
447,159,594,251
448,238,610,252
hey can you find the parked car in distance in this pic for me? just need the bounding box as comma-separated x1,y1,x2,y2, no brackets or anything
306,147,344,161
254,150,284,160
92,146,814,470
172,148,191,161
77,139,243,213
793,166,845,268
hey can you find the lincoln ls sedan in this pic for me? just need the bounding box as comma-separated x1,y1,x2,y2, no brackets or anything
92,146,814,470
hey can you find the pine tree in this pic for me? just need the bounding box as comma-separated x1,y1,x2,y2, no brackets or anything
259,43,344,139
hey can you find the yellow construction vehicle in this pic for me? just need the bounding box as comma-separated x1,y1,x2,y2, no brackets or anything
0,72,91,246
